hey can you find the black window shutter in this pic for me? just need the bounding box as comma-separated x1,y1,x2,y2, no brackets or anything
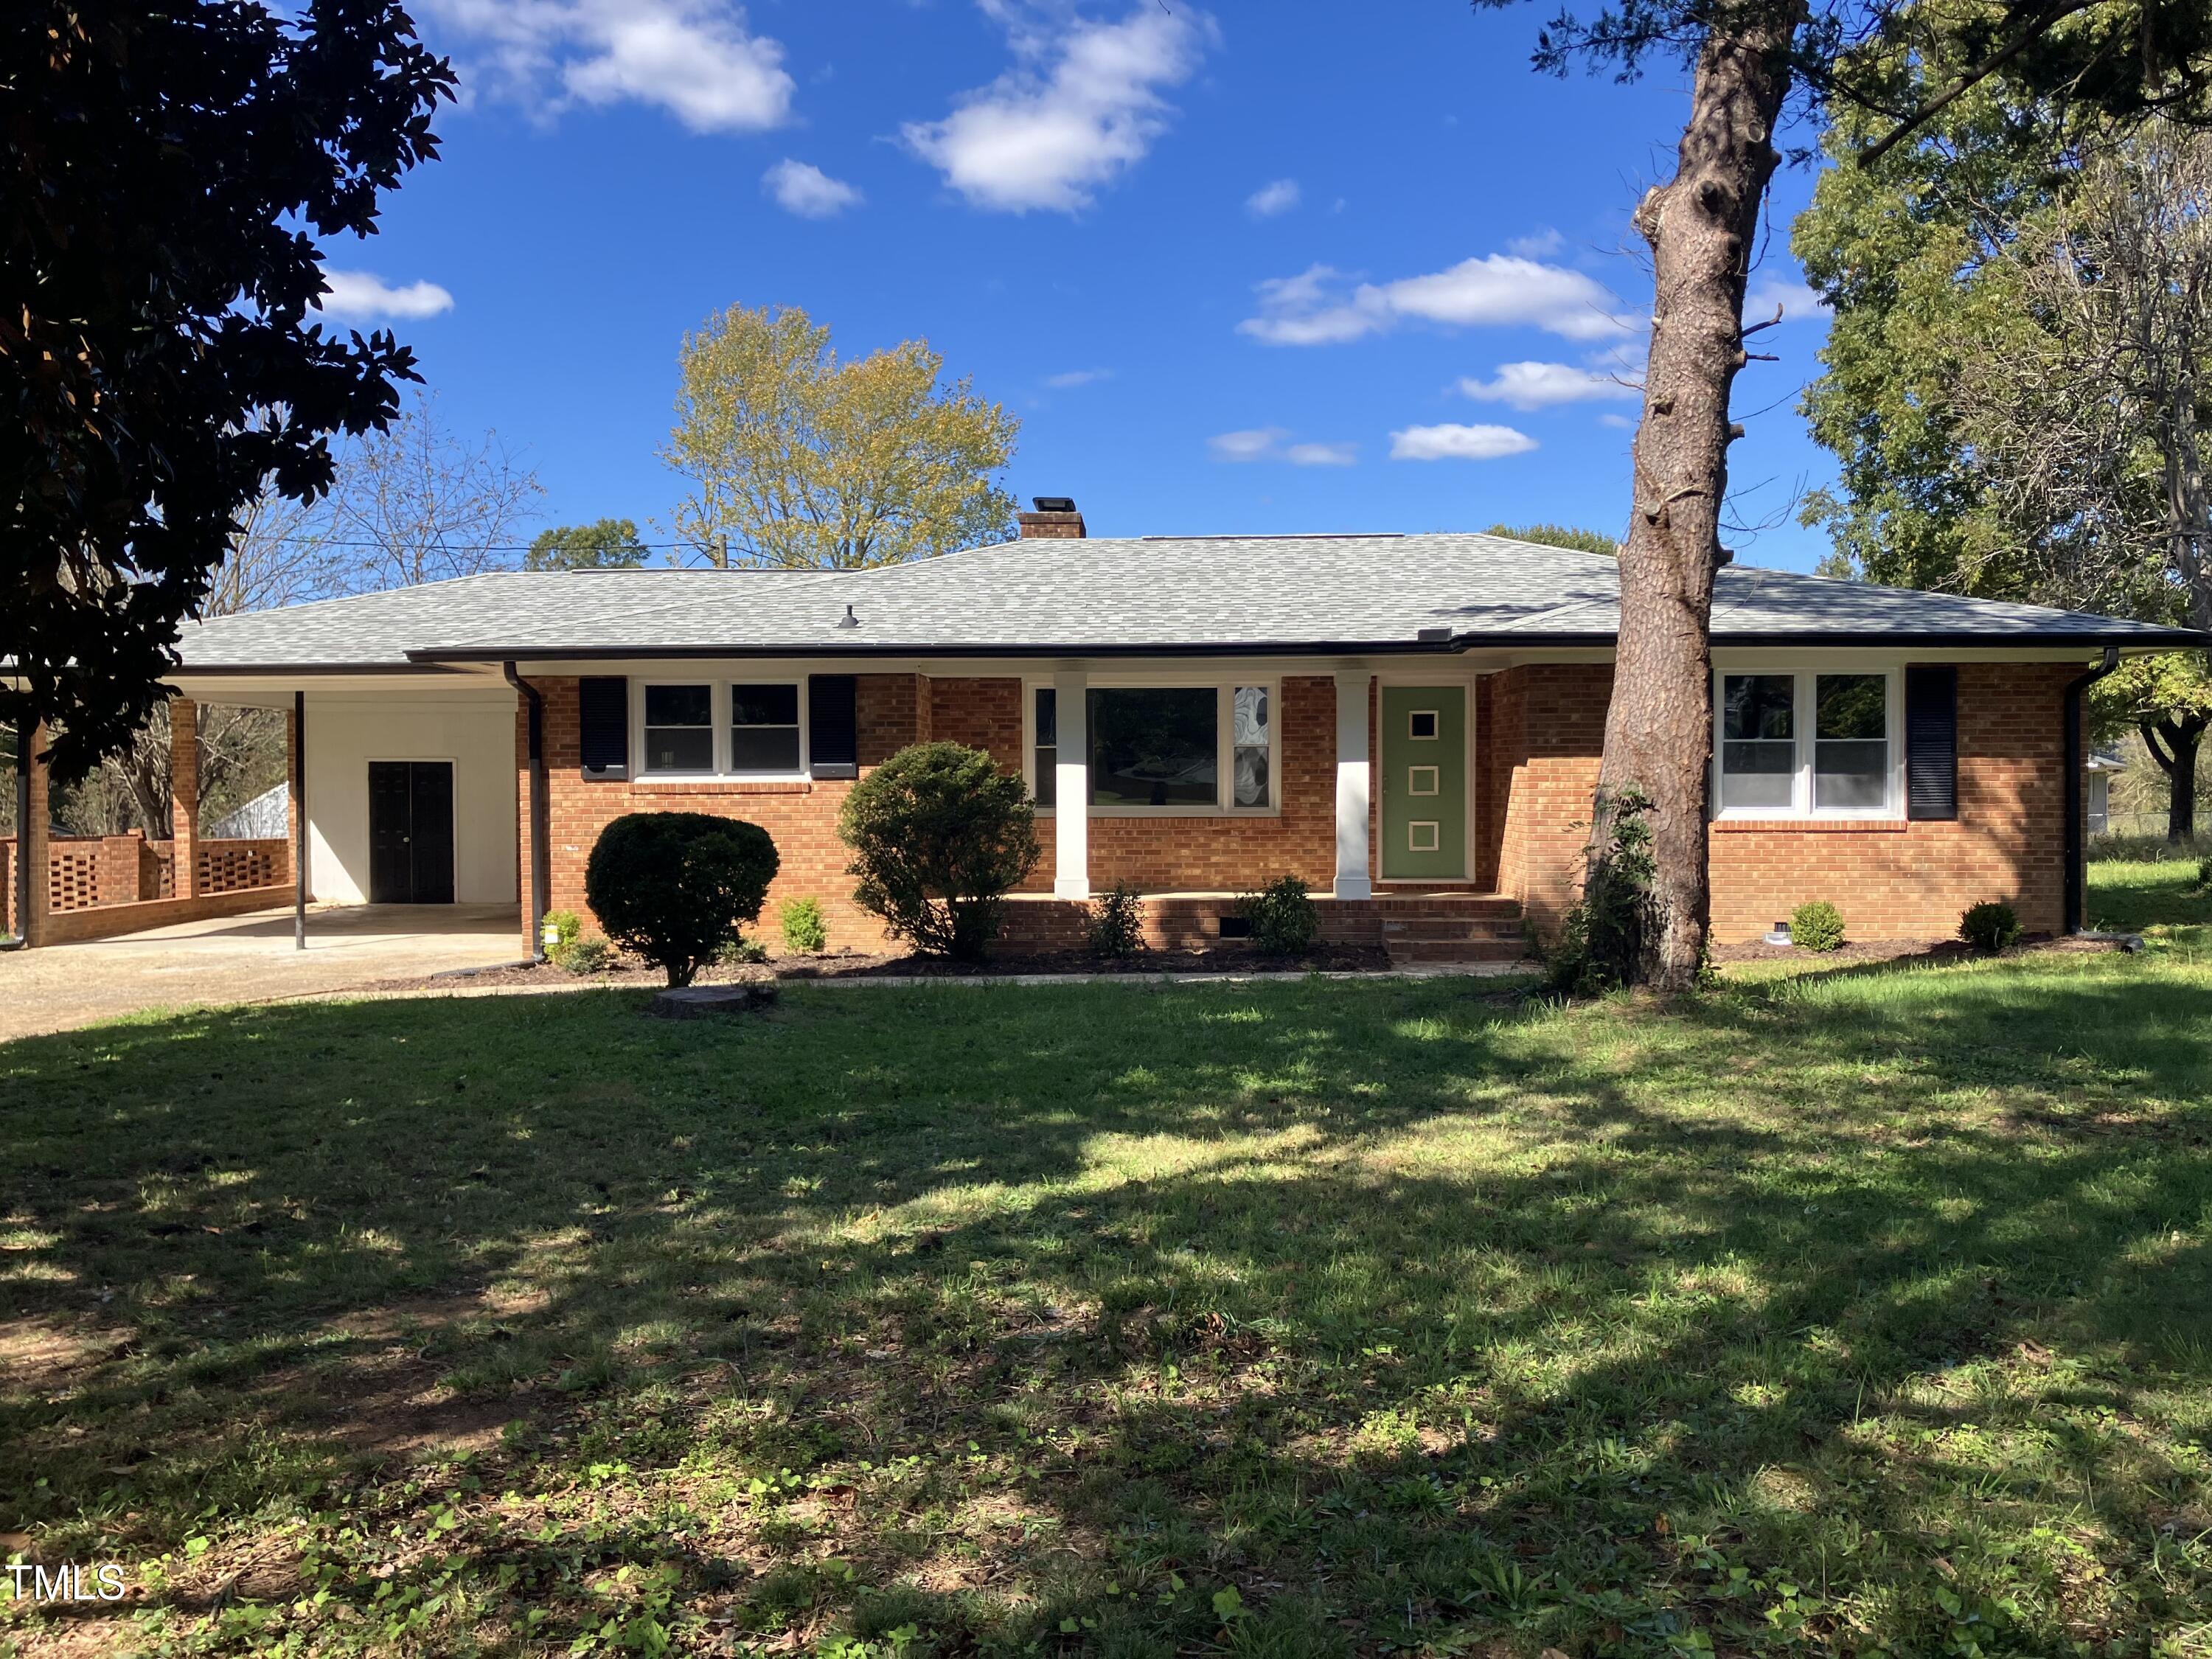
1905,665,1958,821
810,675,858,779
578,677,628,779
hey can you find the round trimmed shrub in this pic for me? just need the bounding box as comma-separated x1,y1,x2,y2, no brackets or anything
1790,900,1846,953
779,896,829,955
584,812,779,987
838,742,1040,960
1958,899,2022,954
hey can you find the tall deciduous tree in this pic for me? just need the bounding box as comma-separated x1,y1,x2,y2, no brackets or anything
2,1,453,780
1799,90,2212,835
1470,0,2212,987
527,519,651,571
327,393,543,589
663,305,1019,570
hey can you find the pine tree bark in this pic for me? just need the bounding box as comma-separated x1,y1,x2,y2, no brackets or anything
1595,1,1804,990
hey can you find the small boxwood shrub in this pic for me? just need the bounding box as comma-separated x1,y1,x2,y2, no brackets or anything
838,742,1040,960
716,934,769,966
584,812,779,987
1087,882,1146,958
541,908,582,959
560,936,615,975
1239,874,1319,956
779,896,828,955
1959,899,2022,954
1790,900,1846,953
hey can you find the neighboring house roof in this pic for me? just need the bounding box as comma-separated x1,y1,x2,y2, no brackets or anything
170,532,2208,671
206,782,288,839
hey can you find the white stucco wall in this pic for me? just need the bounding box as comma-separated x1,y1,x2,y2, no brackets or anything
302,691,515,905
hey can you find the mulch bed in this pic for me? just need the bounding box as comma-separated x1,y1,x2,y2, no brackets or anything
1710,932,2128,969
403,941,1393,994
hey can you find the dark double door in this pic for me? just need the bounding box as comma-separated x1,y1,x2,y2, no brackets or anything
368,761,456,904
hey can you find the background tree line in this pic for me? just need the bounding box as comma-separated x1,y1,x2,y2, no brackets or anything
1798,58,2212,841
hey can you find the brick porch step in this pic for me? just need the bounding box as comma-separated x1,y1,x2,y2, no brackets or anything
1389,939,1531,964
1371,892,1533,967
1381,916,1527,942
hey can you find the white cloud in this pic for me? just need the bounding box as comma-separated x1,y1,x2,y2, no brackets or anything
423,0,794,133
902,5,1214,213
1458,360,1638,411
1389,422,1537,462
1245,178,1300,218
1239,254,1630,347
1743,276,1829,322
763,159,861,218
1207,428,1355,465
1506,228,1564,257
1208,426,1290,462
1044,367,1113,388
316,270,455,320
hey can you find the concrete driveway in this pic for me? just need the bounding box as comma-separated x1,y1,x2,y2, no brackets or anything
0,904,521,1042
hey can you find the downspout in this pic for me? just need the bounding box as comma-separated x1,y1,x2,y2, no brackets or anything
2063,645,2121,935
4,723,27,950
504,661,549,963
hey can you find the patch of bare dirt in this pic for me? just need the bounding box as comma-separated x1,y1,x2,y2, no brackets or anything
0,1318,136,1397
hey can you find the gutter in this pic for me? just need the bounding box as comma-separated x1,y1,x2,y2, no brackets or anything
2063,644,2123,935
504,661,549,964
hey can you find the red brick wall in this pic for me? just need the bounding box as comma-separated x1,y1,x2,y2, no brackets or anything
532,673,934,953
1480,660,2075,945
1709,661,2072,940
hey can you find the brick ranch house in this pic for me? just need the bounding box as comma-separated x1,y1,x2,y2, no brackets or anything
16,506,2199,961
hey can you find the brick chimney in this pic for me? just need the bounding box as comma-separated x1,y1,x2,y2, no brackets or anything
1017,496,1085,539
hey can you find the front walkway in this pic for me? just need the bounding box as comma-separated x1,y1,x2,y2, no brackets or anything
0,903,521,1041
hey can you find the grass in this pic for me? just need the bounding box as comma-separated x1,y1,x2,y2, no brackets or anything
0,877,2206,1656
2088,852,2212,952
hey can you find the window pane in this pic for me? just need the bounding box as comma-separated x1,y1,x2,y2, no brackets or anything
731,684,799,726
1034,688,1057,807
729,726,801,773
646,726,714,772
1233,685,1270,807
644,684,711,727
1817,674,1885,740
1088,687,1217,807
1816,740,1888,809
1722,675,1793,741
1722,740,1795,810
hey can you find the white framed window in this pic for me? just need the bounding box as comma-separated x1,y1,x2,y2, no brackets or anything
1026,679,1279,815
1714,667,1900,818
636,681,808,779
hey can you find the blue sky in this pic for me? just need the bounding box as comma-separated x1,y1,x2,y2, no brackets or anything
319,0,1840,571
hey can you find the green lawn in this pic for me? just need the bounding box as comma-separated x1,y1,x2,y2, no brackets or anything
2,888,2210,1656
2088,854,2212,951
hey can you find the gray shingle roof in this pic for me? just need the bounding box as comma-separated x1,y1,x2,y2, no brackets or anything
171,533,2205,670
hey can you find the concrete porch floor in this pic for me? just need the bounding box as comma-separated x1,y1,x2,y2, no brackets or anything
0,903,521,1042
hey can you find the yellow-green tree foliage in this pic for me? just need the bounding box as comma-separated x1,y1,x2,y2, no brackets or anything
663,305,1019,569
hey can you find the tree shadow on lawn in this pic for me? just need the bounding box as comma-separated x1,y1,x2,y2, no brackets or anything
1,961,2209,1653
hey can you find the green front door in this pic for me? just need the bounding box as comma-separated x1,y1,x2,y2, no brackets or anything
1380,685,1467,881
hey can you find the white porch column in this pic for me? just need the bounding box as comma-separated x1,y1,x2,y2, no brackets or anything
1052,669,1089,899
1333,671,1372,900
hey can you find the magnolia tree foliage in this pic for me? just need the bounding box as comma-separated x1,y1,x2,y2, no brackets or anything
2,1,453,781
663,305,1020,570
1463,0,2212,986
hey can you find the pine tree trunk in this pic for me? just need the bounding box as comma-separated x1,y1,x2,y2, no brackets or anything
1593,1,1803,991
